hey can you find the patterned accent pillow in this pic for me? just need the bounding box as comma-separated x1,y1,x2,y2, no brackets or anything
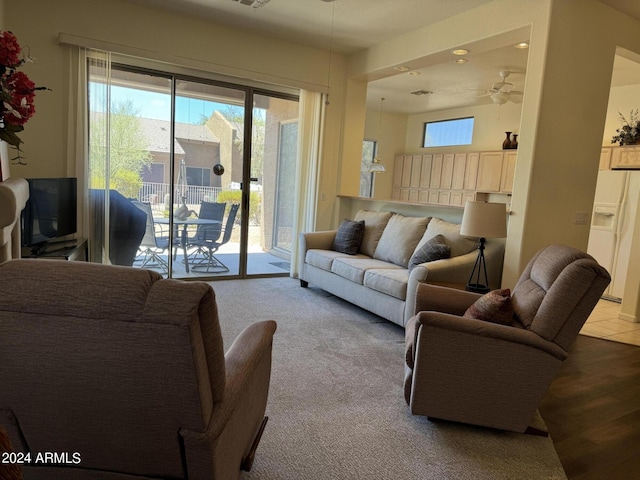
408,234,451,272
332,219,365,255
463,288,514,325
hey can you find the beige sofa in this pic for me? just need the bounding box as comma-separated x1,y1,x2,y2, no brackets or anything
299,210,504,327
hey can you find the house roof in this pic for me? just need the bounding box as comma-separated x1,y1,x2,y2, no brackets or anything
139,117,219,155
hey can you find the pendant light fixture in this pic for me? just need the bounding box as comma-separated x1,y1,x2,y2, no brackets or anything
368,97,386,173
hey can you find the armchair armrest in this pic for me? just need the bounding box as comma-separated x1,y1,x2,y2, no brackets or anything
180,320,277,478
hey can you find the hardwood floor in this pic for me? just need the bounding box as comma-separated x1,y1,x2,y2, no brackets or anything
539,335,640,480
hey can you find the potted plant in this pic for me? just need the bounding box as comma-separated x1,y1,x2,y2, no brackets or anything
611,109,640,146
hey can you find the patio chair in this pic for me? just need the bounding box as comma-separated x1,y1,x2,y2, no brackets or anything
190,203,239,273
132,200,170,272
186,201,226,264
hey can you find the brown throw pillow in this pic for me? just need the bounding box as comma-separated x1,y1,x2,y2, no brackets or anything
463,288,513,325
332,219,365,255
408,234,451,272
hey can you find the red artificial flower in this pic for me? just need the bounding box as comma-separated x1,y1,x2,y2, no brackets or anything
0,31,21,67
3,71,36,125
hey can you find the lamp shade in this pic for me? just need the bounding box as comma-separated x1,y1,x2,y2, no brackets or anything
460,201,507,239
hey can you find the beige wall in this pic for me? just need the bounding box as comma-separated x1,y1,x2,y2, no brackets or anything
363,108,408,200
4,0,345,185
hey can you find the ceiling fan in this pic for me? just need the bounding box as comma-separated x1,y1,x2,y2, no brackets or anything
481,71,523,105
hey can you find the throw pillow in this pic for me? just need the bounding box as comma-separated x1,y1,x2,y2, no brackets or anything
421,217,478,258
408,234,451,272
332,219,365,255
354,210,393,257
373,214,430,267
463,288,514,325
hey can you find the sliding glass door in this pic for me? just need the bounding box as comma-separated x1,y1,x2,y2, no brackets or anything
87,57,298,279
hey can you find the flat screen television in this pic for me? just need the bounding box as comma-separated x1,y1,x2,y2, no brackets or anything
21,177,78,252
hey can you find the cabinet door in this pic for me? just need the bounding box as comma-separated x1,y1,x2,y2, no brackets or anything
419,155,432,188
418,190,429,204
401,155,413,187
610,146,640,169
464,152,479,190
450,191,464,206
428,190,439,204
430,154,443,188
410,155,422,188
438,191,451,205
440,153,455,189
452,153,467,190
599,147,611,170
408,189,420,203
477,151,504,192
500,151,517,193
392,187,401,200
400,188,410,202
393,155,404,187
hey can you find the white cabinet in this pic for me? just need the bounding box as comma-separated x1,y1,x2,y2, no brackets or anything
440,153,455,189
430,154,443,188
599,147,612,170
477,151,504,193
419,155,432,188
500,151,517,193
610,145,640,169
390,149,512,207
451,153,467,190
464,152,479,190
410,155,422,188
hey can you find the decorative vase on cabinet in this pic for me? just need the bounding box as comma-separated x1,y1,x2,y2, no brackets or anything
511,134,518,150
502,132,512,150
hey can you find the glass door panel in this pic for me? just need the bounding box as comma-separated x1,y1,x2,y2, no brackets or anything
88,63,173,276
247,93,299,275
171,80,245,279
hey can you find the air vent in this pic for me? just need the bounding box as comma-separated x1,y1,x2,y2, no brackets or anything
232,0,271,8
411,90,433,96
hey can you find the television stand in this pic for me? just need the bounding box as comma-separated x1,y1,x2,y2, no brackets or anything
23,238,88,262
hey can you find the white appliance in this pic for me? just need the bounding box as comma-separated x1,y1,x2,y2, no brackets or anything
587,170,640,301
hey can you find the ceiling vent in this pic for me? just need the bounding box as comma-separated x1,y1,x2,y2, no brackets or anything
411,90,433,96
232,0,271,8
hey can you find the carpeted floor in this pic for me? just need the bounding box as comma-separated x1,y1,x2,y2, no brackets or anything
211,277,567,480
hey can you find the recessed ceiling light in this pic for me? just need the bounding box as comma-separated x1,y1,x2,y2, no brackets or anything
394,66,410,72
452,49,469,56
515,42,529,49
454,58,467,64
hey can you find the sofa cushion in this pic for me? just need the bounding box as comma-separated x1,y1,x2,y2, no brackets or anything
331,257,400,284
364,268,409,300
408,234,451,273
354,210,393,257
305,249,364,272
418,217,477,258
463,288,514,325
332,219,365,255
374,214,430,267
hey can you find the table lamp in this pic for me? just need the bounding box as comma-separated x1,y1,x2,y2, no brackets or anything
460,201,507,293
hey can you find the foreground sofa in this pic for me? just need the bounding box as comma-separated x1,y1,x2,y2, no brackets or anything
0,259,277,480
299,210,504,327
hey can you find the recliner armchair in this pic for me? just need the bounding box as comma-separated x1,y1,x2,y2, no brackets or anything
404,244,610,433
0,259,277,479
